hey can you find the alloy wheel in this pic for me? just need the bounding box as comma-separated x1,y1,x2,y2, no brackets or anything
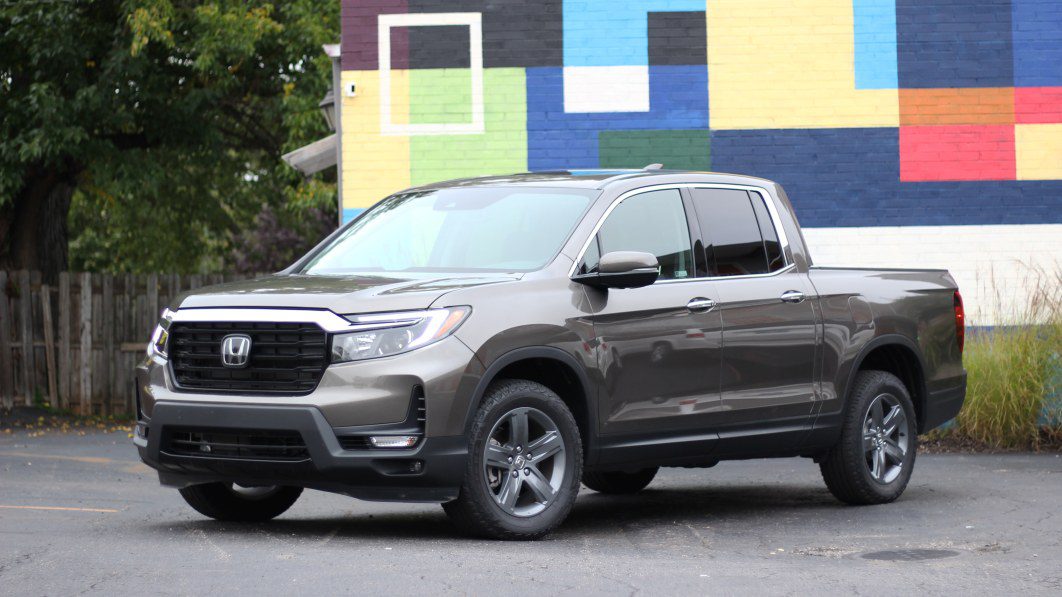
862,393,910,484
483,407,567,517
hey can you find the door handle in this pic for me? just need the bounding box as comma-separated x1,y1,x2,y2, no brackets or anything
780,290,805,304
687,297,716,312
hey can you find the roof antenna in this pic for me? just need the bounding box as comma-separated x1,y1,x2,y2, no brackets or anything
643,163,663,170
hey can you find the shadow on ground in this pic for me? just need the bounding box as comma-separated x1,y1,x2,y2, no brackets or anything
137,482,955,541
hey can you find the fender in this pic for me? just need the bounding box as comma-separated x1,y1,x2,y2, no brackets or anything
462,345,600,463
842,333,928,427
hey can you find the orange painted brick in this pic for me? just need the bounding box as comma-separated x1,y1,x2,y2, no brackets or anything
899,88,1015,126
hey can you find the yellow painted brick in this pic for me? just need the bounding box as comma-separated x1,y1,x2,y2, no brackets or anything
340,70,411,210
707,0,898,130
1016,124,1062,180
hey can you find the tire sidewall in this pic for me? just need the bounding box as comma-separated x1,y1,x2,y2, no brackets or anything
849,373,919,500
464,382,583,536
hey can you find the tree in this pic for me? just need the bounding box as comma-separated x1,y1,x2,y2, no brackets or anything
0,0,338,279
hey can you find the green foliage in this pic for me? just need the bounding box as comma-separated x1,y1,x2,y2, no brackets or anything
943,271,1062,449
0,0,339,273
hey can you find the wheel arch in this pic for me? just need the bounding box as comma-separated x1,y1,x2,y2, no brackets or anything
846,334,929,433
464,347,597,461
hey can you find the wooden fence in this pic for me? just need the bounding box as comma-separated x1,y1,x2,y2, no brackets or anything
0,271,263,415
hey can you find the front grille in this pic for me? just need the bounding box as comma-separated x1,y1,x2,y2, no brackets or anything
169,322,328,394
163,428,309,460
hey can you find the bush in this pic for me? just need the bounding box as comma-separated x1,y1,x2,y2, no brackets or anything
228,203,337,274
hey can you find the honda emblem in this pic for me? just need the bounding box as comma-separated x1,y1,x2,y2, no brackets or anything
220,334,252,368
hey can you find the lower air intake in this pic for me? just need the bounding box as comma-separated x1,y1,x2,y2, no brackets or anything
163,428,309,461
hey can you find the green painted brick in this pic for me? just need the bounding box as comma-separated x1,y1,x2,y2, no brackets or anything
598,130,711,171
410,69,472,125
410,68,528,185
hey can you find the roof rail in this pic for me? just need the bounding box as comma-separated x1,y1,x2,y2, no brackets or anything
643,163,663,170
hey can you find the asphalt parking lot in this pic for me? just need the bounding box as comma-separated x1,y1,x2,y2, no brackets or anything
1,429,1060,596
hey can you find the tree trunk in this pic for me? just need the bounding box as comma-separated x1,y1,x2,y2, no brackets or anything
0,164,76,283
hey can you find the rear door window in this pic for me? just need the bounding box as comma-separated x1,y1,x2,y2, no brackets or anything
748,191,785,272
689,188,785,277
578,189,693,280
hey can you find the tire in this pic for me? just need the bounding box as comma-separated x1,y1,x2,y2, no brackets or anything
178,483,303,522
582,468,658,495
820,370,918,505
443,379,583,540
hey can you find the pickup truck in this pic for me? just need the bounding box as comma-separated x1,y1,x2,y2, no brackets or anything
134,169,967,540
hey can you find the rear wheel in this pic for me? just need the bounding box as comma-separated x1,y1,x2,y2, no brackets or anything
178,483,302,522
443,379,582,540
582,468,658,494
820,370,917,505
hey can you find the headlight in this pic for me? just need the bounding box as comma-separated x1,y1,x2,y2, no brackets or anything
147,308,175,358
331,307,470,363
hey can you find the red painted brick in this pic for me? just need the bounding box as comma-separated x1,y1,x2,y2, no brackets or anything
1014,87,1062,124
899,125,1016,182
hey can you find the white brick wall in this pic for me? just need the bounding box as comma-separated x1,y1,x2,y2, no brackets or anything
803,224,1062,326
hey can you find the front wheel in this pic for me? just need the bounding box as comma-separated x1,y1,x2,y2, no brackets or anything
178,483,302,522
443,379,583,540
820,370,918,505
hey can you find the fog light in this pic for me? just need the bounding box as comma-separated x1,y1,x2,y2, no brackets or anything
369,435,419,449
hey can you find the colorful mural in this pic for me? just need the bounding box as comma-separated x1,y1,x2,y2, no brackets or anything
339,0,1062,228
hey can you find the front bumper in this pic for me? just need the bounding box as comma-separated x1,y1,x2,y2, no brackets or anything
137,334,482,435
135,401,467,502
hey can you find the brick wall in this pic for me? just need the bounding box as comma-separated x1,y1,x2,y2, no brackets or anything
803,225,1060,324
339,0,1062,325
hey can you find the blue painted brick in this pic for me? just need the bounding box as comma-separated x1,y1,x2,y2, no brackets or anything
710,128,1062,227
897,0,1014,88
526,65,708,170
1013,0,1062,85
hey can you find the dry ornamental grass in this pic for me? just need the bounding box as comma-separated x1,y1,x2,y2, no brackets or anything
942,267,1061,450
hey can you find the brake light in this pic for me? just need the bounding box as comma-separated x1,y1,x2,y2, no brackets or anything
953,290,965,355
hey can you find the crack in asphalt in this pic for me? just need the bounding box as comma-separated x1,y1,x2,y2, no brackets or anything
599,573,641,596
0,547,46,576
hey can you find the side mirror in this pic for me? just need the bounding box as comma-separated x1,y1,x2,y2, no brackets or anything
572,251,659,289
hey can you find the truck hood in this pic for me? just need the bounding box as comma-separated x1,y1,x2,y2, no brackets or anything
173,273,521,314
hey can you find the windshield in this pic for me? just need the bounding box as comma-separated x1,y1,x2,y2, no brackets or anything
301,187,597,274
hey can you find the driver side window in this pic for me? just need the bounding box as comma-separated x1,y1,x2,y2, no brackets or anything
578,189,693,280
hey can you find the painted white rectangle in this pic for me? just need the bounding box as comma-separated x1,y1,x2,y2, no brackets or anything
563,66,650,113
377,12,484,136
802,224,1062,326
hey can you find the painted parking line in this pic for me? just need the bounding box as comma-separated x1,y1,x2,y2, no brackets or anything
0,451,150,474
0,505,119,513
0,451,113,464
